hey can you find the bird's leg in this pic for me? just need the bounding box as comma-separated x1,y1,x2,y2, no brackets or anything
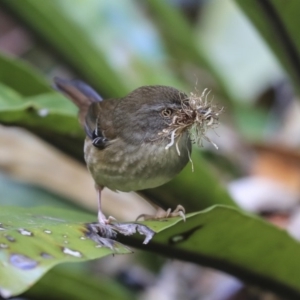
97,187,116,224
97,187,106,224
136,204,186,222
88,186,117,239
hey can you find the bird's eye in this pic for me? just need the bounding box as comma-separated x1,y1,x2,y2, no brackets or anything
161,108,173,118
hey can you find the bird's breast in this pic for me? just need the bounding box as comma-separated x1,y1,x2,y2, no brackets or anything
84,133,191,192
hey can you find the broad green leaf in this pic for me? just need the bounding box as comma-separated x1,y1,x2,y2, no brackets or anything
0,206,131,298
25,266,134,300
235,0,300,94
2,205,300,298
0,0,128,98
0,53,51,96
0,84,80,136
0,83,84,160
124,206,300,299
0,84,83,138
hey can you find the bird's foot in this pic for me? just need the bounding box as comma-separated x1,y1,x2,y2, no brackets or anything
98,211,117,224
88,213,155,247
92,189,154,247
86,222,119,249
136,205,186,222
111,222,155,244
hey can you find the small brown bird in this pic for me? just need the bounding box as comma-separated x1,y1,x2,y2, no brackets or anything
54,78,219,230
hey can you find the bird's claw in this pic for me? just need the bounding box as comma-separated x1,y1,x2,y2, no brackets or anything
178,210,186,222
105,216,117,224
168,205,186,222
136,204,186,222
98,211,117,224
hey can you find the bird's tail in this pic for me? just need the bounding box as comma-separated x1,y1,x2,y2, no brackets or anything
53,77,102,126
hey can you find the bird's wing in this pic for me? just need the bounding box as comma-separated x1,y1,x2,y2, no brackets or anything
85,101,118,148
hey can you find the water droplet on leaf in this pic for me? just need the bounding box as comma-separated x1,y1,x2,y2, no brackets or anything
5,235,15,242
63,247,82,258
38,108,49,117
0,288,12,298
40,252,53,259
18,228,33,236
170,234,184,244
10,254,38,270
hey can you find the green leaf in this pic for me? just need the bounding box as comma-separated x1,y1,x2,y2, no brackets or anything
123,206,300,299
234,0,300,94
0,83,84,160
0,54,84,158
0,0,128,97
0,53,51,96
0,85,80,136
0,82,78,130
0,206,131,298
25,266,134,300
2,205,300,298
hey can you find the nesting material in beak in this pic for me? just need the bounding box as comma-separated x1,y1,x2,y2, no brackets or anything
161,88,223,154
